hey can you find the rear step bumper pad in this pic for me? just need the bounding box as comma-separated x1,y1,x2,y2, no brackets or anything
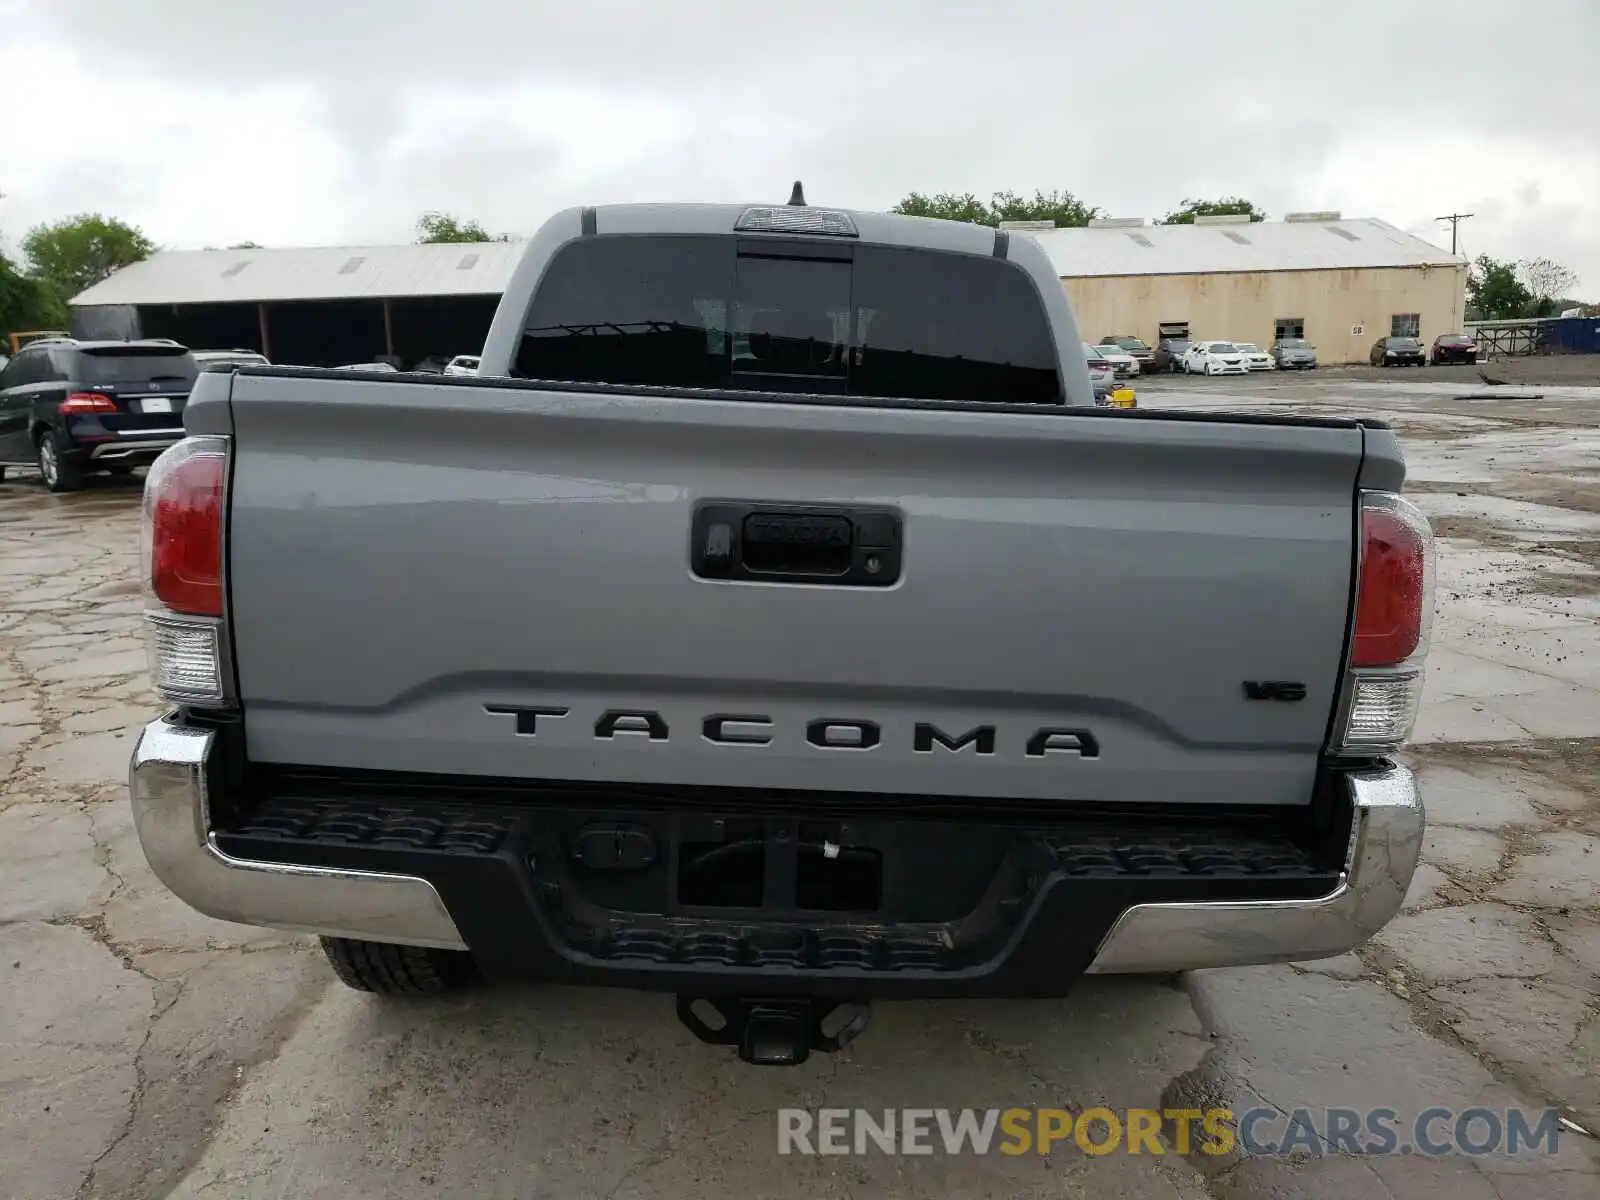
1086,762,1422,972
127,716,1422,972
128,718,467,950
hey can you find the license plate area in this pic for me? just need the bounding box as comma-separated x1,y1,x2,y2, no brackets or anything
677,817,884,913
139,397,173,414
558,811,1013,924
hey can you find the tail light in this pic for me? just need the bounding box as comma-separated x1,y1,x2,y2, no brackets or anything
140,436,234,707
1332,492,1435,754
60,392,118,414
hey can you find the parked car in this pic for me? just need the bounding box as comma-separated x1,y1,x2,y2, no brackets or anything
7,329,72,355
1430,333,1479,365
130,196,1431,1067
1234,342,1274,371
192,349,271,370
445,354,482,376
1371,336,1426,367
1095,344,1140,378
1083,343,1115,400
1151,338,1191,373
1098,336,1153,374
1270,338,1317,370
0,337,198,491
1181,340,1249,375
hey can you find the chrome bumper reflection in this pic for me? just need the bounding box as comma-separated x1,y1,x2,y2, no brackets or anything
89,437,184,461
128,717,465,949
1086,762,1423,973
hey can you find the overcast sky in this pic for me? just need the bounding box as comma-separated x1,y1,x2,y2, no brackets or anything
2,0,1596,295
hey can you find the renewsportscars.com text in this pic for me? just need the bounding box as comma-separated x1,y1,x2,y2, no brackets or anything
776,1107,1567,1158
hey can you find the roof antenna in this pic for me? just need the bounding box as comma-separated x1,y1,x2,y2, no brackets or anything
787,180,806,207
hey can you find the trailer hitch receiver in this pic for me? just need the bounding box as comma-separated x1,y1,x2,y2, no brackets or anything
676,996,870,1066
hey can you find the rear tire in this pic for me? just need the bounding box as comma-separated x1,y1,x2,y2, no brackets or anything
36,432,84,493
320,936,478,996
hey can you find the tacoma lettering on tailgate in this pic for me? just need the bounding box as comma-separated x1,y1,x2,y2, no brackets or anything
484,706,1100,759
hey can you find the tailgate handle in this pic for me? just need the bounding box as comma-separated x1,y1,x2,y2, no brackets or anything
692,503,902,587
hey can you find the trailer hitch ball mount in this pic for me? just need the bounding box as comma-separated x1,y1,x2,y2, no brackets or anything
676,995,871,1066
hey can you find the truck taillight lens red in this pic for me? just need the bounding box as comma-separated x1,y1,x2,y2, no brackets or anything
141,437,234,708
1352,502,1430,667
144,438,227,617
1333,492,1435,755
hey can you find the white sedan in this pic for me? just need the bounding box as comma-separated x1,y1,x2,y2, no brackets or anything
1095,345,1140,378
1233,342,1274,371
1083,343,1116,399
445,354,481,376
1182,341,1249,376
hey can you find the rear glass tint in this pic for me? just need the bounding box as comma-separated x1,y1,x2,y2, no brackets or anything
514,234,1062,403
77,348,198,386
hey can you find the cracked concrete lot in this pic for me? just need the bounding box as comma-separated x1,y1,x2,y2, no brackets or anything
2,377,1598,1199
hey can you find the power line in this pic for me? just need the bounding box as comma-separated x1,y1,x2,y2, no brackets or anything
1436,212,1474,256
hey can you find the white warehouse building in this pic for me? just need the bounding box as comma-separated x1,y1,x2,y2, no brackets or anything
1021,213,1467,364
69,212,1465,370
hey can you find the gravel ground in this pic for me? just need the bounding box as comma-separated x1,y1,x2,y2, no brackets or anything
1,375,1598,1199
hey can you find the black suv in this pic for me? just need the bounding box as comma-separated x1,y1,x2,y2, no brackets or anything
0,338,198,491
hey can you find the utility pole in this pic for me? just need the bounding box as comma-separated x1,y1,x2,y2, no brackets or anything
1436,212,1474,256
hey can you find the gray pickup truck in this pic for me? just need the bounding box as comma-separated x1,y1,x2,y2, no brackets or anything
130,194,1433,1065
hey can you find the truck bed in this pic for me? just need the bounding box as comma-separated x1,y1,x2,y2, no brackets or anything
202,368,1393,811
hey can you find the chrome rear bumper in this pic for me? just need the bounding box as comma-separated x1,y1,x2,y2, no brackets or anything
1086,762,1423,972
129,717,1421,970
128,718,465,949
89,437,184,461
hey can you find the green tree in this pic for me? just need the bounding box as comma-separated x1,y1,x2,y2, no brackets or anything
891,189,1098,228
989,189,1098,228
1467,255,1532,321
1159,198,1267,224
415,211,510,244
22,214,155,298
1,253,67,333
1517,257,1578,318
891,191,992,225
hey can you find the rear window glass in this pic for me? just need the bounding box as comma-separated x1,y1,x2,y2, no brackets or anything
1389,338,1420,348
514,235,1062,403
76,348,198,386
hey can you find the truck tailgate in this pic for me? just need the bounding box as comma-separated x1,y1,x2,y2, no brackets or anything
223,374,1367,808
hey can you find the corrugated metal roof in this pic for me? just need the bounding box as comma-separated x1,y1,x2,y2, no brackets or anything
71,240,526,307
70,216,1462,308
1026,218,1464,278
